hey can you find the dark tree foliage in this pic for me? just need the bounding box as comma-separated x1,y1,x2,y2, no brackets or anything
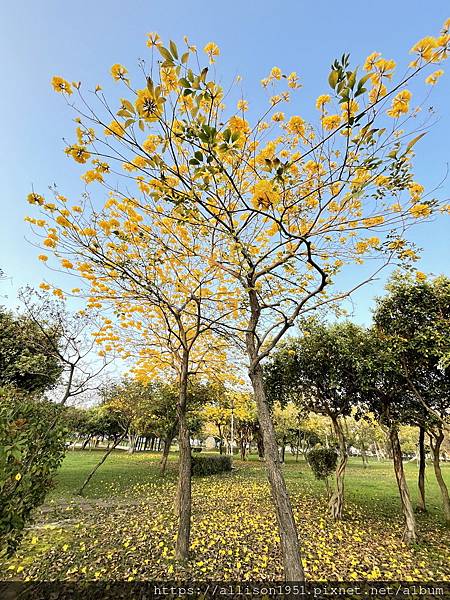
307,448,338,481
264,321,365,418
373,273,450,523
0,308,62,394
0,390,68,556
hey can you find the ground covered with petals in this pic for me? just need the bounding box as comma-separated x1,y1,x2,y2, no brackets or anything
1,452,450,581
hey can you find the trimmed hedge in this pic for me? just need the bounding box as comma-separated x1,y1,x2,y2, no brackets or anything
191,454,232,476
306,447,338,481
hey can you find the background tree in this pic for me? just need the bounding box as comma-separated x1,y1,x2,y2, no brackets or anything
273,402,302,463
265,321,366,519
354,329,421,543
0,290,112,555
0,307,61,394
373,273,450,522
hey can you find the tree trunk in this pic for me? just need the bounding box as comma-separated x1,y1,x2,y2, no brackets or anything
77,432,127,496
360,440,368,468
240,437,247,461
417,426,426,513
160,421,178,475
280,437,286,464
329,415,348,521
429,429,450,524
127,433,136,453
249,362,304,581
218,424,224,455
389,424,417,543
175,350,191,562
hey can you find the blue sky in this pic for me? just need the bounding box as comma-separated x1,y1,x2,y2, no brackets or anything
1,0,449,323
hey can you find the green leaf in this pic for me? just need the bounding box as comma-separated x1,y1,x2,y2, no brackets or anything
169,40,179,60
405,132,427,154
328,70,339,89
357,73,372,90
347,69,357,90
158,46,173,62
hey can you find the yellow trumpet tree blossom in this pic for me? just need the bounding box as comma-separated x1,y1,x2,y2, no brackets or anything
30,18,450,580
28,186,239,562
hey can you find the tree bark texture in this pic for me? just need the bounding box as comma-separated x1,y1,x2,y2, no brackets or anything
329,415,348,520
429,429,450,524
175,351,192,562
389,425,417,543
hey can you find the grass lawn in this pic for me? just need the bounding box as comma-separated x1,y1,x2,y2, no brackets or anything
1,450,449,581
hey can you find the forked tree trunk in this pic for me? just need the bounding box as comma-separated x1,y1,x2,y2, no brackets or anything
417,426,426,512
429,429,450,524
329,414,348,521
389,424,417,543
175,352,191,562
249,363,304,581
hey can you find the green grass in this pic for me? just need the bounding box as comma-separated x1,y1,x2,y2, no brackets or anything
2,450,450,581
52,450,450,522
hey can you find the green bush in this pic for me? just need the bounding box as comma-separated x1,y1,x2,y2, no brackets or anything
306,447,338,481
0,389,68,556
191,453,232,476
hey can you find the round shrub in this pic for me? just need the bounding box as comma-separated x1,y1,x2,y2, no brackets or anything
306,447,338,481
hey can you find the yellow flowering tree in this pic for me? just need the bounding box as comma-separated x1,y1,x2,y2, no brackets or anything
28,183,236,561
29,19,450,579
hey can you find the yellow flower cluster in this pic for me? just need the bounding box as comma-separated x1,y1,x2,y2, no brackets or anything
409,182,424,202
146,32,162,48
65,145,91,164
228,115,250,135
81,170,104,184
425,69,444,84
203,42,220,64
410,203,431,218
286,116,305,136
322,115,341,131
51,76,73,95
251,180,279,209
387,90,412,118
110,64,128,82
315,94,331,110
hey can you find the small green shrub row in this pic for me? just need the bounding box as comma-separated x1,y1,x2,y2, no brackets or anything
191,454,232,476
